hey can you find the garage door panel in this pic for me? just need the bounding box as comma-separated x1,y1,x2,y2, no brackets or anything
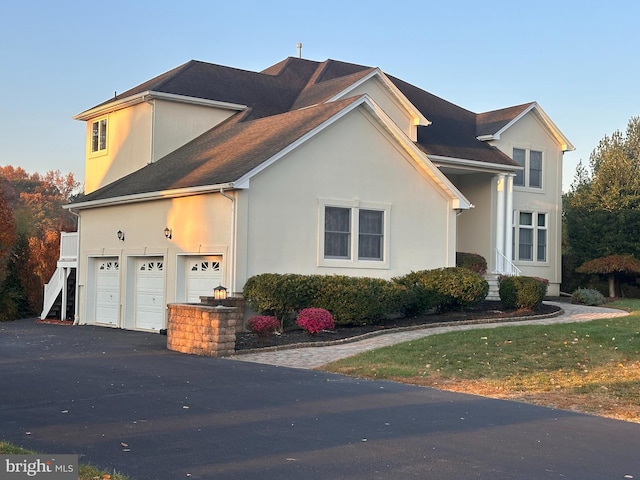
95,259,119,326
135,259,165,331
187,257,222,302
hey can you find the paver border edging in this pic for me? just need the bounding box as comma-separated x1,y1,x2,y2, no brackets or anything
233,307,565,356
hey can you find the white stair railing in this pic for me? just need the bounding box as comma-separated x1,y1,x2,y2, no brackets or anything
496,250,521,276
40,267,65,320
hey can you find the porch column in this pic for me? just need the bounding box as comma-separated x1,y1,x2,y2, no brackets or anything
495,174,506,272
61,268,68,320
504,174,514,265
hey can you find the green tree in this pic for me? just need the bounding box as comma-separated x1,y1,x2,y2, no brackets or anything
563,117,640,293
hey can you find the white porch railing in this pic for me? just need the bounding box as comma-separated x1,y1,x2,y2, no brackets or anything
495,249,521,276
59,232,79,264
40,267,66,320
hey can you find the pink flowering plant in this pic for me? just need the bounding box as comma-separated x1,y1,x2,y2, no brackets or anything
248,315,280,337
296,308,335,335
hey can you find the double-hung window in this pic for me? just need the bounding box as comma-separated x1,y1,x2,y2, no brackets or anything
320,200,389,268
513,148,543,189
513,211,547,262
91,118,108,153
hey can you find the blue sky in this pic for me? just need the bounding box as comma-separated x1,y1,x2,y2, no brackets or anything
1,0,638,192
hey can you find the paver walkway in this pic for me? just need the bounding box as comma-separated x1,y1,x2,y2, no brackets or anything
230,302,630,369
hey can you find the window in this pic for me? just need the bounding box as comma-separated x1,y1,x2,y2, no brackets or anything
513,148,543,189
91,118,107,153
324,207,351,259
358,209,384,260
320,200,389,267
513,211,547,262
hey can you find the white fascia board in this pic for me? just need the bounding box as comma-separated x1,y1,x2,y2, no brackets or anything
64,182,235,210
429,155,522,173
74,91,247,121
489,102,575,152
326,69,431,127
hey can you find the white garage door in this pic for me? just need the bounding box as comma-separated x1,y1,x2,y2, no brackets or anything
187,256,223,302
135,258,165,331
95,259,119,326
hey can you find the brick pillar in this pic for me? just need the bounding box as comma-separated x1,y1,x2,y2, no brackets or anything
167,304,238,357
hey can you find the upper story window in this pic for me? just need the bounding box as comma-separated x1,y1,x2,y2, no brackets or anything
513,148,543,189
320,199,390,268
91,118,108,153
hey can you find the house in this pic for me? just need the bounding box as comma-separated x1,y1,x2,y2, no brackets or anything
43,57,573,331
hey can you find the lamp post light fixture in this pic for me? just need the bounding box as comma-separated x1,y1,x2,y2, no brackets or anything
117,230,125,241
164,227,172,239
213,284,227,300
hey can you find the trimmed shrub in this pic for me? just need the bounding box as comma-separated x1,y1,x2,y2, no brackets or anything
312,275,401,326
571,288,605,306
394,268,489,313
248,315,280,337
456,252,488,275
392,271,446,316
499,276,548,310
296,308,335,334
243,273,318,328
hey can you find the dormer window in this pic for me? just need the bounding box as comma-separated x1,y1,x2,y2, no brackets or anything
91,118,107,153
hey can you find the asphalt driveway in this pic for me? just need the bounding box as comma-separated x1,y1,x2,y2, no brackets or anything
1,319,639,479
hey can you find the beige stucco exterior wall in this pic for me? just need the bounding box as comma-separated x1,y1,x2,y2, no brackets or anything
82,101,237,194
76,193,232,327
452,173,495,262
490,111,564,294
83,103,152,194
152,99,237,161
235,107,457,287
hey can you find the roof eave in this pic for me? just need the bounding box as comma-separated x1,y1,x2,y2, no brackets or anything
428,154,521,174
74,91,247,121
65,182,236,210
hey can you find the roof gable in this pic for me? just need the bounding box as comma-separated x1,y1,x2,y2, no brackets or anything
477,102,575,152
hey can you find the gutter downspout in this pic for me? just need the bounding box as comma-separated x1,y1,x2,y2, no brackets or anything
219,188,236,295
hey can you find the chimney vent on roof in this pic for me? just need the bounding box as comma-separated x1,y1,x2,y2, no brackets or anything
297,42,302,58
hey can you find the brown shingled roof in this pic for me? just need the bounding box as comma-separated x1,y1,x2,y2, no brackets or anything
476,103,534,137
77,56,531,205
389,75,518,167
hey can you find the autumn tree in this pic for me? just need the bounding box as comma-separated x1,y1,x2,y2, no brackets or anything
577,255,640,298
0,166,79,319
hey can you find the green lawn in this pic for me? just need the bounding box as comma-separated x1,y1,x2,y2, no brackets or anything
323,300,640,422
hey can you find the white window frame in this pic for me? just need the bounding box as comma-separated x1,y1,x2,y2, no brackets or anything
318,198,390,269
512,211,548,263
90,117,108,154
513,147,544,190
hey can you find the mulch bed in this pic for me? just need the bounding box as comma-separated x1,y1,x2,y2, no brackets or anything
235,300,562,352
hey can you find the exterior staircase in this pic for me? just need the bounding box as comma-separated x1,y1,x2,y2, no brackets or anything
40,232,78,321
484,249,522,301
484,273,501,301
